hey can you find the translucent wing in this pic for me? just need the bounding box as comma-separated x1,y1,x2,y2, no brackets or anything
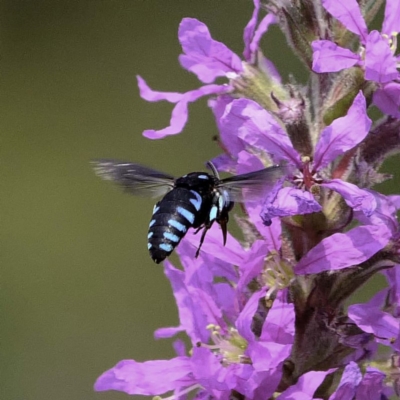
218,165,290,202
92,159,175,198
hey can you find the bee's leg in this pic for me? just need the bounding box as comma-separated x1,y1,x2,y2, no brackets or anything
193,226,204,235
195,222,214,258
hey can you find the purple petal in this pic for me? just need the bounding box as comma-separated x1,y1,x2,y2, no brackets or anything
209,94,244,158
159,260,212,343
321,179,376,216
258,53,281,83
355,191,399,234
182,223,245,266
236,289,266,342
314,92,371,169
236,149,266,175
226,365,279,399
365,31,399,83
277,369,337,399
94,358,193,395
322,0,368,42
245,14,276,62
155,326,184,339
178,18,242,83
137,76,183,103
260,295,295,343
329,362,361,400
249,341,292,371
295,224,391,275
250,369,283,400
210,153,237,173
261,187,322,226
382,0,400,35
388,194,400,209
143,84,228,139
312,40,360,73
222,98,302,166
173,339,187,357
385,266,400,320
248,297,295,371
243,0,261,61
191,346,230,392
246,201,283,247
349,297,400,343
355,368,385,400
237,240,268,292
373,82,400,118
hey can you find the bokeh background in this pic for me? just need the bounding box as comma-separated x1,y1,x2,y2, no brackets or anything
2,1,397,400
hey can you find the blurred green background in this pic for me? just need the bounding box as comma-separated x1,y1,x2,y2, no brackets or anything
1,1,397,400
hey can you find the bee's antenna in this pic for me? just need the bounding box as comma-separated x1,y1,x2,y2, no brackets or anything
206,161,220,179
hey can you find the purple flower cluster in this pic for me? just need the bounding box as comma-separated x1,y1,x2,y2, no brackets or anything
312,0,400,118
95,0,400,398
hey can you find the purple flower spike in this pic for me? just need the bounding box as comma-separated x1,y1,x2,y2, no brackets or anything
313,0,400,117
178,18,243,84
95,1,400,397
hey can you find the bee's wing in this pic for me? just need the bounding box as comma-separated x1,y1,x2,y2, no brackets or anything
218,165,290,202
92,160,175,198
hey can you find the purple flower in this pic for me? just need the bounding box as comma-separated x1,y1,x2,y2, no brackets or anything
328,362,387,400
213,90,375,225
312,0,400,117
348,289,400,349
137,1,277,139
95,226,296,398
94,1,400,397
329,362,362,400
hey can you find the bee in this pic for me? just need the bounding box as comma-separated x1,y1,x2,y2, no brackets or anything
93,160,289,263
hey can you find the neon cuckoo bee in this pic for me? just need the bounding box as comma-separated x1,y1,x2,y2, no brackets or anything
93,160,289,263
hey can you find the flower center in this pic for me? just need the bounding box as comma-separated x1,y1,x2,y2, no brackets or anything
262,250,294,299
198,325,250,366
292,156,323,190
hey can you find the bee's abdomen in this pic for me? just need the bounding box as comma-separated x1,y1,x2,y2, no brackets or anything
147,188,205,263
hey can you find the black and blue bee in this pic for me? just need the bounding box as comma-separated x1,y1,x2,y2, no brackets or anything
93,160,289,263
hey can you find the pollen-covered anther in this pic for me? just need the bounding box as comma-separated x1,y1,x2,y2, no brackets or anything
199,325,249,366
382,32,398,55
262,251,294,299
